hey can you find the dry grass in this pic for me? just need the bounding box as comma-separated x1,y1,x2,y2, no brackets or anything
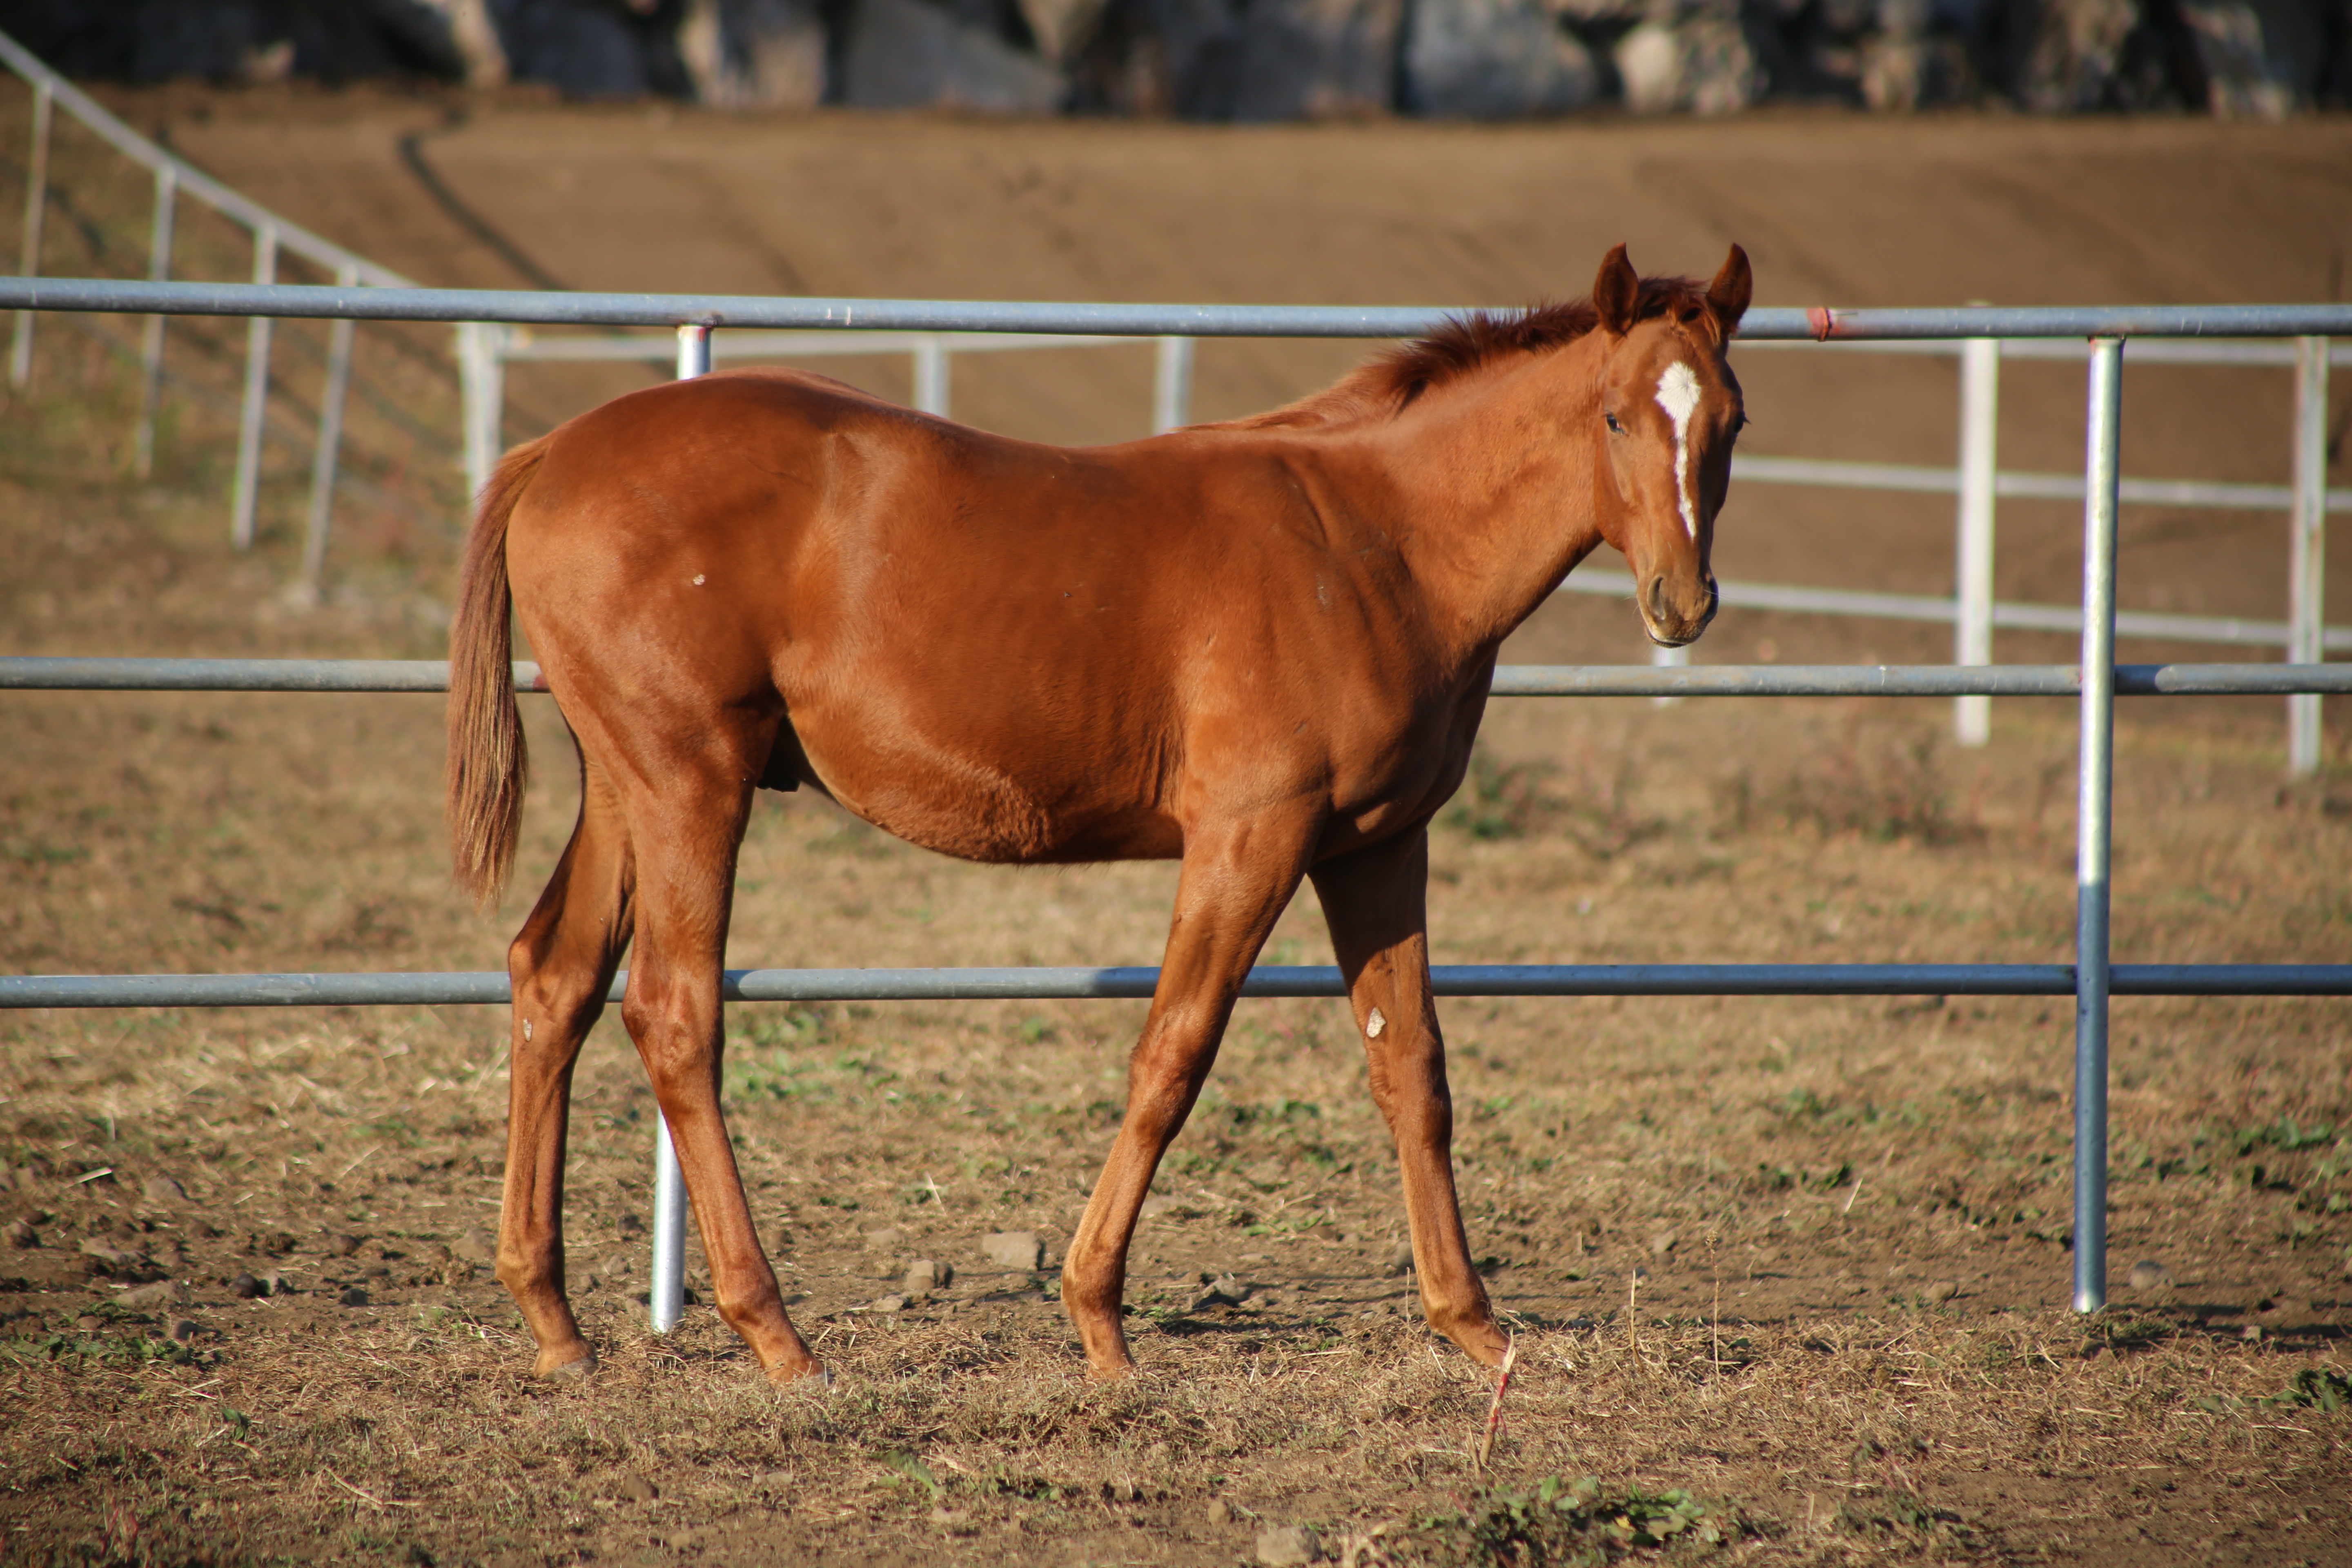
2,298,2350,1568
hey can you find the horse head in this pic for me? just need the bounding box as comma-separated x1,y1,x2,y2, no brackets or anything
1589,243,1750,648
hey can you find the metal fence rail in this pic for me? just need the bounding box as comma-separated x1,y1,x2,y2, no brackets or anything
7,963,2350,1011
9,655,2352,699
9,277,2352,341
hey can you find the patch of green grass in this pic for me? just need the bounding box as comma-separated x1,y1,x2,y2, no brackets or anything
1408,1475,1738,1565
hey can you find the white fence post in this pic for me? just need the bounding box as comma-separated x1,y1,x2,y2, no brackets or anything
1153,336,1194,434
1650,639,1688,704
132,165,176,479
9,79,50,390
2289,336,2330,777
1954,336,1999,746
646,318,714,1337
297,266,358,600
230,225,277,550
457,323,506,501
911,335,949,417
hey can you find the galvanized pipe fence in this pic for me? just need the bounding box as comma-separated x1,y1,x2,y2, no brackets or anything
3,276,2350,1330
1,31,2339,751
0,28,413,597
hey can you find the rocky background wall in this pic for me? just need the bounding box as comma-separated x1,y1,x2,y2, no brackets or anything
2,0,2346,116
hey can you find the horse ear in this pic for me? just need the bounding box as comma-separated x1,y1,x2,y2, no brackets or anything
1593,244,1638,338
1707,244,1752,334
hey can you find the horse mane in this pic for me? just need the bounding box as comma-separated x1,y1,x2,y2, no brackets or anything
1216,274,1723,432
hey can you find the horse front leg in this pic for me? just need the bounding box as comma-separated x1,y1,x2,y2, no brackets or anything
1062,806,1323,1379
1309,827,1510,1368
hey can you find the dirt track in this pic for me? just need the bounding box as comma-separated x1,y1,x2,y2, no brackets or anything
2,87,2350,1566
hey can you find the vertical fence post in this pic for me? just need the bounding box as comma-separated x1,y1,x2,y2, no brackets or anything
2073,336,2123,1315
911,335,949,418
456,323,506,501
9,79,51,391
230,225,277,550
298,266,358,600
132,165,177,479
1954,336,1999,746
2289,336,2330,777
1650,639,1689,704
647,318,714,1337
1153,336,1195,434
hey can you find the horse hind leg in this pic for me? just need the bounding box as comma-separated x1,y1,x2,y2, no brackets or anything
617,756,822,1383
498,751,634,1379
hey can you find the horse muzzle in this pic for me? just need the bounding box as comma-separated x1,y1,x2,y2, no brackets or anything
1639,570,1718,649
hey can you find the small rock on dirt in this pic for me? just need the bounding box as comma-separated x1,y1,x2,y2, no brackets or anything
1648,1229,1679,1258
1192,1273,1249,1310
980,1231,1043,1270
1385,1240,1415,1276
1256,1523,1322,1565
140,1174,186,1205
869,1294,907,1313
229,1271,267,1299
452,1228,495,1264
903,1258,952,1295
1923,1280,1960,1304
2127,1260,2172,1292
168,1319,200,1343
79,1238,145,1272
1140,1194,1178,1219
338,1286,370,1307
862,1225,907,1252
929,1506,976,1533
120,1279,190,1309
1206,1498,1234,1526
2241,1323,2263,1341
4,1218,36,1248
326,1233,362,1258
616,1474,657,1503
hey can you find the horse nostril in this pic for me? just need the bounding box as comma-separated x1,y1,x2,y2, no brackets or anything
1645,575,1669,623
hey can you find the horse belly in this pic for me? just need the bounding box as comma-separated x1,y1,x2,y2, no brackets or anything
783,699,1182,866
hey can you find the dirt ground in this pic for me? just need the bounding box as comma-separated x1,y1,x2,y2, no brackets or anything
2,86,2350,1567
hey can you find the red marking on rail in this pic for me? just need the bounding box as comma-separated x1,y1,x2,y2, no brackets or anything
1807,306,1837,342
530,673,550,691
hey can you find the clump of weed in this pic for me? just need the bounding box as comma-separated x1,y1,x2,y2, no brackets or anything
1726,725,1978,845
1446,753,1567,842
1401,1475,1738,1564
1443,749,1665,859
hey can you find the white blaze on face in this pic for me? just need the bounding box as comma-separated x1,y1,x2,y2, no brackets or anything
1654,361,1702,541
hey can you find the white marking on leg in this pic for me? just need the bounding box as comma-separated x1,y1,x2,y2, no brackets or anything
1365,1007,1385,1039
1655,361,1702,540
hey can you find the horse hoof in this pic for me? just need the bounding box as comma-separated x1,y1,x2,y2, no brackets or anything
536,1347,598,1381
1084,1355,1137,1384
766,1359,832,1389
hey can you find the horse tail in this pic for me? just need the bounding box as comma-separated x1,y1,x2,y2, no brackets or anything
447,436,549,909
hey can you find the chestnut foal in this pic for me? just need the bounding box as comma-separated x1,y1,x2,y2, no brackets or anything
447,243,1751,1384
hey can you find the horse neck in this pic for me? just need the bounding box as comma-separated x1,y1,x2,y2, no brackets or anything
1368,336,1609,656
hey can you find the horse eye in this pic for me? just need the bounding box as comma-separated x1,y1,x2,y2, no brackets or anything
1605,411,1624,434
